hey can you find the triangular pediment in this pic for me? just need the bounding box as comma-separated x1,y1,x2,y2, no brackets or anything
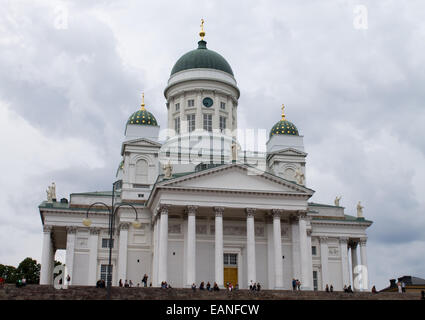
269,147,307,157
159,163,314,195
121,138,162,155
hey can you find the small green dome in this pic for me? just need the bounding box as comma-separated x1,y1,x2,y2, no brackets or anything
171,40,234,76
127,109,158,126
270,120,299,138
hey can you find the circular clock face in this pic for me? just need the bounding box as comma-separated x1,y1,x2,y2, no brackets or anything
202,97,213,108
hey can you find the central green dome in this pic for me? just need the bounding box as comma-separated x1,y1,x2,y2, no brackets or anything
171,40,234,76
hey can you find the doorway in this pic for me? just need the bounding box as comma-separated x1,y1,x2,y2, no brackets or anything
223,253,238,287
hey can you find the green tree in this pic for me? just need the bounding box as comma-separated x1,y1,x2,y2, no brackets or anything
0,264,18,283
15,257,41,284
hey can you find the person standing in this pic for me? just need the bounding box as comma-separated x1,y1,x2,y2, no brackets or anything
325,284,329,292
292,278,297,291
66,274,71,285
397,281,402,293
119,279,123,287
401,281,406,293
330,285,333,292
142,274,148,287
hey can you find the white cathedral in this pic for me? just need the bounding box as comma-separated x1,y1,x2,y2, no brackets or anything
38,23,372,291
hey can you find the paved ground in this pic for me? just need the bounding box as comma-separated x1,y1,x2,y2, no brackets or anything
0,284,421,300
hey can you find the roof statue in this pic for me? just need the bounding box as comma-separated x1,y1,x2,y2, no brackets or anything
334,196,341,206
231,142,238,162
163,160,173,179
46,182,56,203
294,168,305,185
357,201,364,218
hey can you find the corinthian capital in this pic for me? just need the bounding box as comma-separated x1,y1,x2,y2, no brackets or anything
245,208,256,217
271,209,283,219
159,204,170,215
187,205,198,216
43,225,52,233
213,207,224,217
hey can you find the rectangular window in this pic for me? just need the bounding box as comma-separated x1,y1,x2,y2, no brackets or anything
313,271,318,291
220,102,226,110
175,117,180,134
312,246,317,256
219,116,226,132
102,238,114,249
223,253,237,266
187,114,195,132
100,264,113,282
203,114,212,132
175,103,180,111
188,99,195,107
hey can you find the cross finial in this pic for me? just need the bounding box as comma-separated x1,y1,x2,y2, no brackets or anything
141,92,146,111
281,104,286,120
199,19,205,40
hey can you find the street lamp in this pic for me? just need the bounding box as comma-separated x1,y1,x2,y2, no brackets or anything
83,181,140,299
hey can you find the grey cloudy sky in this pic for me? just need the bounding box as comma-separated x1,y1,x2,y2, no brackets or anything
1,0,424,290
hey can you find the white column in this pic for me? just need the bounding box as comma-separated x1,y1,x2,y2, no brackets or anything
272,209,284,289
306,230,313,288
152,215,159,286
351,242,359,290
186,206,197,286
214,207,224,287
359,238,369,291
48,241,55,285
246,208,257,284
40,225,52,285
298,216,310,290
65,226,76,285
340,237,350,290
88,228,100,285
266,221,274,289
291,218,301,281
117,223,130,283
158,205,169,283
320,237,329,290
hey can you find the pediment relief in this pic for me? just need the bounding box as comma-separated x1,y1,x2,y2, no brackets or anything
159,163,313,195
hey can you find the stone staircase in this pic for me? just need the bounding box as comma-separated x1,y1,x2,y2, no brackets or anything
0,284,421,300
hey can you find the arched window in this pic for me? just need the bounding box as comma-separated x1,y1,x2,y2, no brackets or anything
135,159,148,184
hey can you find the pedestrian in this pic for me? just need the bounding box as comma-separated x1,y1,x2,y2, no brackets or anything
142,274,148,287
347,285,353,293
192,283,196,291
129,280,134,287
257,282,261,291
22,278,27,286
330,285,333,292
401,281,406,293
325,284,329,292
119,279,123,287
206,282,211,291
249,280,253,290
397,281,402,293
125,279,129,288
343,285,348,292
200,281,205,290
292,278,297,291
66,274,71,284
372,285,377,293
296,279,301,290
235,283,239,290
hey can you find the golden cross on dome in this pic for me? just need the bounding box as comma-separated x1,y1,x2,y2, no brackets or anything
199,19,205,40
141,92,146,111
281,104,286,120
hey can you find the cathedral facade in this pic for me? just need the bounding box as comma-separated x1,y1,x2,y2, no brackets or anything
38,25,372,291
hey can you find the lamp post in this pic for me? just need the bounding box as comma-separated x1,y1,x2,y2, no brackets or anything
83,180,141,300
